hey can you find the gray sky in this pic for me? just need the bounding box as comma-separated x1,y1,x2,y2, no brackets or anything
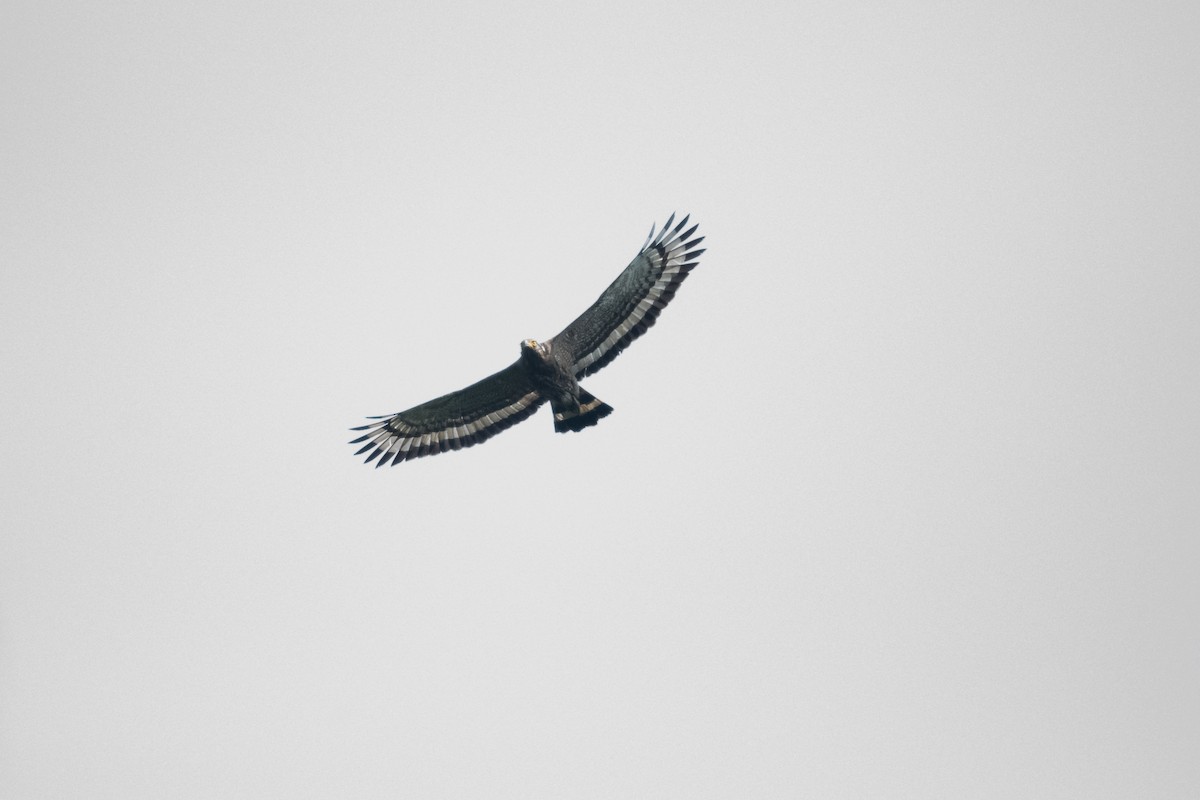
2,1,1198,797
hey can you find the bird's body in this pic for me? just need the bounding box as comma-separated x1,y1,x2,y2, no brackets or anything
519,338,614,433
349,213,705,466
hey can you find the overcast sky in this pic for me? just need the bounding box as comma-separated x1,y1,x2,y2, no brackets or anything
2,2,1198,798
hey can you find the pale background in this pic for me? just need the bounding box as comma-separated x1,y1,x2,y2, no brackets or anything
2,2,1198,798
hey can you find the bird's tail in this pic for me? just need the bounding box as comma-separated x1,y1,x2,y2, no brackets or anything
552,389,613,433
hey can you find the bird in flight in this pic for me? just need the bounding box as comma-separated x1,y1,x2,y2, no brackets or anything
349,213,706,466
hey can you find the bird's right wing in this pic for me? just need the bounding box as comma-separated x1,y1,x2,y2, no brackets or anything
349,360,545,466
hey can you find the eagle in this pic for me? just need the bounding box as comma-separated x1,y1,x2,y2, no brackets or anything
349,213,705,466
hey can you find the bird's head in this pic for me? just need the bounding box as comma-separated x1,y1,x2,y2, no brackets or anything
521,338,551,364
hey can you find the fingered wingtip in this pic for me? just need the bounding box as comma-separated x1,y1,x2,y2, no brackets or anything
641,221,656,252
657,212,677,245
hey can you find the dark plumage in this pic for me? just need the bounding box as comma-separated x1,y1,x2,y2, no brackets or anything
349,213,705,466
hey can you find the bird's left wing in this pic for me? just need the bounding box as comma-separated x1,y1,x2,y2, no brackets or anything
550,213,705,379
349,360,545,466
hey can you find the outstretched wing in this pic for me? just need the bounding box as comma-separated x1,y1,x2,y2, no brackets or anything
349,361,544,467
550,213,705,379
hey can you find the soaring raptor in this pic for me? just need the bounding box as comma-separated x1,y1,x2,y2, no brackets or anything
349,213,705,466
